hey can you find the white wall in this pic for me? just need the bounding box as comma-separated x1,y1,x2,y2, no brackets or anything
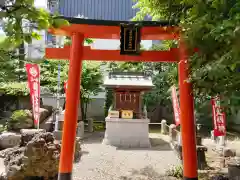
91,39,153,50
42,95,106,121
26,0,48,60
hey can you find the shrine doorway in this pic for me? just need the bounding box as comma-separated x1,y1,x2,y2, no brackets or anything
46,18,197,180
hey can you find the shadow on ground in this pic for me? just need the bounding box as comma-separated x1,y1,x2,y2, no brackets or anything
119,166,177,180
117,138,172,151
82,132,172,151
82,132,105,144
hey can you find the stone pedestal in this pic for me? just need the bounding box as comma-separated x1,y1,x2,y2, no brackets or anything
228,157,240,180
103,117,150,148
0,132,21,149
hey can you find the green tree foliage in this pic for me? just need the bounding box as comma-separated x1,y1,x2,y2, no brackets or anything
107,62,144,72
81,61,103,120
0,0,69,48
133,0,240,97
41,60,103,96
104,89,114,117
41,60,103,121
40,60,69,93
133,0,240,125
0,81,29,96
0,48,28,82
0,0,69,96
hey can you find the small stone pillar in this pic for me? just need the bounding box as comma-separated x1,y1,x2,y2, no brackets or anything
196,124,208,170
197,146,208,170
219,136,226,146
177,132,182,146
77,121,84,138
161,119,167,134
74,137,82,163
169,124,177,142
88,118,94,133
211,130,217,143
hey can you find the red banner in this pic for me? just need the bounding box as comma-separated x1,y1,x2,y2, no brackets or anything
64,81,67,93
171,86,180,126
26,64,40,128
211,96,226,136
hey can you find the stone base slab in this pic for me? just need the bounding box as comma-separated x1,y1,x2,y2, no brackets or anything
102,118,150,148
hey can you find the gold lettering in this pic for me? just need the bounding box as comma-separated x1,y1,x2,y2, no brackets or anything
128,30,133,49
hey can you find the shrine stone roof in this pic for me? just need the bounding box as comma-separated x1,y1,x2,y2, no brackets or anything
104,72,154,89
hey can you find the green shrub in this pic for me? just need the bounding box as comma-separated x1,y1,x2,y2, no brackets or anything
11,110,28,120
0,124,6,133
166,165,183,179
93,122,105,131
7,110,33,131
104,89,113,117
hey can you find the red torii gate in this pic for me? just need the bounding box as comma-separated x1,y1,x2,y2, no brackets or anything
45,17,198,180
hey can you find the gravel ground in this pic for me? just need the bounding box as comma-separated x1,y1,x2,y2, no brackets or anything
73,132,180,180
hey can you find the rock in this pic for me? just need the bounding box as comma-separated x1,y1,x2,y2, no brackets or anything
20,129,46,146
0,147,20,158
212,175,229,180
223,148,236,157
41,105,53,114
53,131,62,141
39,106,53,124
0,132,21,149
55,137,82,163
228,158,240,180
4,132,60,180
40,115,54,132
0,172,6,180
20,129,46,135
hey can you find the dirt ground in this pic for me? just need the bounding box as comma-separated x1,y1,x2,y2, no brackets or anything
199,132,240,179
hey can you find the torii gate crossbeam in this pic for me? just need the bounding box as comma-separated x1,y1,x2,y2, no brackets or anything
45,17,198,180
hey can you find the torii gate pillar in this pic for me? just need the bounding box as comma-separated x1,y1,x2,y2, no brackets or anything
45,18,199,180
178,41,198,180
58,33,84,180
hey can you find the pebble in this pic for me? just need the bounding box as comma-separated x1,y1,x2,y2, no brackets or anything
73,132,180,180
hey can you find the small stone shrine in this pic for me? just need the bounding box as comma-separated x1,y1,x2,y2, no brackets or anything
102,72,154,148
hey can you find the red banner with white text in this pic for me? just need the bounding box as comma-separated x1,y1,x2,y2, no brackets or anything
171,86,180,126
26,64,40,128
64,81,68,94
211,96,226,136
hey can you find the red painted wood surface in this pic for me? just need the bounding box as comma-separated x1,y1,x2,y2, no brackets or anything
45,46,179,62
49,25,179,40
115,92,140,113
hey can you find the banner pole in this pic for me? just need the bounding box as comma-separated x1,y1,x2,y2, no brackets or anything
38,65,40,129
